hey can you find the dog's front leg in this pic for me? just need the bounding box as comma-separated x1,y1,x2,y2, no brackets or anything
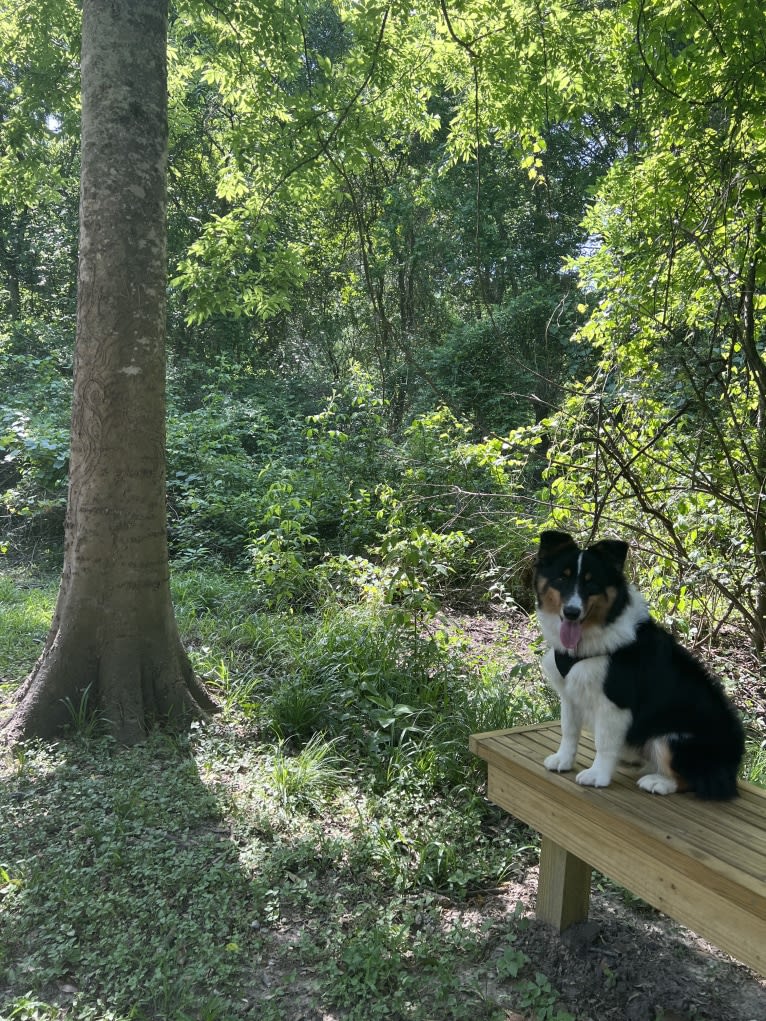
576,700,631,788
545,694,582,772
542,648,582,772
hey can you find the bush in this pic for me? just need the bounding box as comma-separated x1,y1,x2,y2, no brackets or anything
0,325,72,551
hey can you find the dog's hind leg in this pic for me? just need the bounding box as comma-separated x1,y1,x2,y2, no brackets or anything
636,737,679,795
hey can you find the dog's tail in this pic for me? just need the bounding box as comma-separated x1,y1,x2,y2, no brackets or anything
670,733,743,800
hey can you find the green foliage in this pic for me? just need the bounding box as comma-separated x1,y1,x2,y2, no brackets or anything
743,741,766,788
59,683,109,739
540,0,766,643
160,368,534,612
0,571,57,696
425,288,580,435
0,410,69,521
316,901,496,1021
0,324,73,552
0,0,81,208
2,0,765,653
164,358,311,566
170,563,547,791
398,407,544,607
539,377,753,631
248,478,321,607
253,600,543,787
266,734,350,809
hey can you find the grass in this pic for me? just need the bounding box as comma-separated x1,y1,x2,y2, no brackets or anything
744,740,766,786
0,571,58,697
0,564,763,1021
0,565,557,1021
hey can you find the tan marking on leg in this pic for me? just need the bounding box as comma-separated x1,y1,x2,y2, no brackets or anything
646,737,690,793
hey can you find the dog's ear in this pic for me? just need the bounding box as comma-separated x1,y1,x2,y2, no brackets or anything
538,530,578,561
590,539,629,571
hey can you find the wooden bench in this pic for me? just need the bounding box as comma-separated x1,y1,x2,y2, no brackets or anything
469,722,766,975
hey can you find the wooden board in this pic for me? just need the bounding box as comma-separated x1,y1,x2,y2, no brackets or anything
470,723,766,975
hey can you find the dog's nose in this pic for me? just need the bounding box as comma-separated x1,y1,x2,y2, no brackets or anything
563,604,582,621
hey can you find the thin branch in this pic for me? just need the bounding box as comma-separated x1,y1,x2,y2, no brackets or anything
250,6,391,225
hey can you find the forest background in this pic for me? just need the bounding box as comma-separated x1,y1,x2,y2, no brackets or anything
1,1,766,1019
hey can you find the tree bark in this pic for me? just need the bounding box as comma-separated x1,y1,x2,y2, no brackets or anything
3,0,216,744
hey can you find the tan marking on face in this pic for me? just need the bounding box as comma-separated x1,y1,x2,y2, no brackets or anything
581,585,618,630
537,581,563,615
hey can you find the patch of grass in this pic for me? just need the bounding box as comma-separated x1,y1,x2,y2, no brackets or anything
315,900,498,1021
250,603,548,789
744,740,766,787
267,734,351,809
0,723,542,1020
0,571,57,688
0,733,258,1019
1,567,554,1021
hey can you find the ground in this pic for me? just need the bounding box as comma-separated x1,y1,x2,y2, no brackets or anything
2,587,765,1021
250,852,766,1021
449,609,766,1021
476,877,766,1021
246,607,766,1021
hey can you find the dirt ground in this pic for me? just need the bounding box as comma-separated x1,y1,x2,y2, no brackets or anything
465,874,766,1021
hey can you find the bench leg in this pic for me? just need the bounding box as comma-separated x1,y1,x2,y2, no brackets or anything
536,836,592,932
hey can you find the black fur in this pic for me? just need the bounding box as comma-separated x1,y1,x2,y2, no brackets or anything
605,620,745,799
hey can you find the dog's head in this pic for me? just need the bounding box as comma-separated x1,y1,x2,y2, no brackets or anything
534,531,629,651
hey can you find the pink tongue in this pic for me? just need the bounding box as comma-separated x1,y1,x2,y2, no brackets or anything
560,619,582,651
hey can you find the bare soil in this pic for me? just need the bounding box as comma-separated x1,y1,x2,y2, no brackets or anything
465,874,766,1021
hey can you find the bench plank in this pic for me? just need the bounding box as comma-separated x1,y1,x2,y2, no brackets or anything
470,723,766,975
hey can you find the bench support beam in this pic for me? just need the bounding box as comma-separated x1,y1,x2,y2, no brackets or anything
537,836,592,932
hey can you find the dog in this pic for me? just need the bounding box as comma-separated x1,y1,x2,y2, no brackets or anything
534,530,745,798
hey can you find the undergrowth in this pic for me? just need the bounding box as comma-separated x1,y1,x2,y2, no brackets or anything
0,566,560,1021
0,566,763,1021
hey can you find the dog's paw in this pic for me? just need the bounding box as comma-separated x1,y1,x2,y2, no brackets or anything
544,752,575,773
637,773,678,796
575,766,612,788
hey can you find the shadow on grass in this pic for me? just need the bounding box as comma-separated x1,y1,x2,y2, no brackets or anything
3,722,765,1021
0,727,533,1021
0,732,278,1020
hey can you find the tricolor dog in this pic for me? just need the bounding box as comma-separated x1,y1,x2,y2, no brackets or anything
534,530,745,798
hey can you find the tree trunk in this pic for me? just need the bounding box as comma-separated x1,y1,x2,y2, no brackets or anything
753,397,766,656
3,0,216,744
